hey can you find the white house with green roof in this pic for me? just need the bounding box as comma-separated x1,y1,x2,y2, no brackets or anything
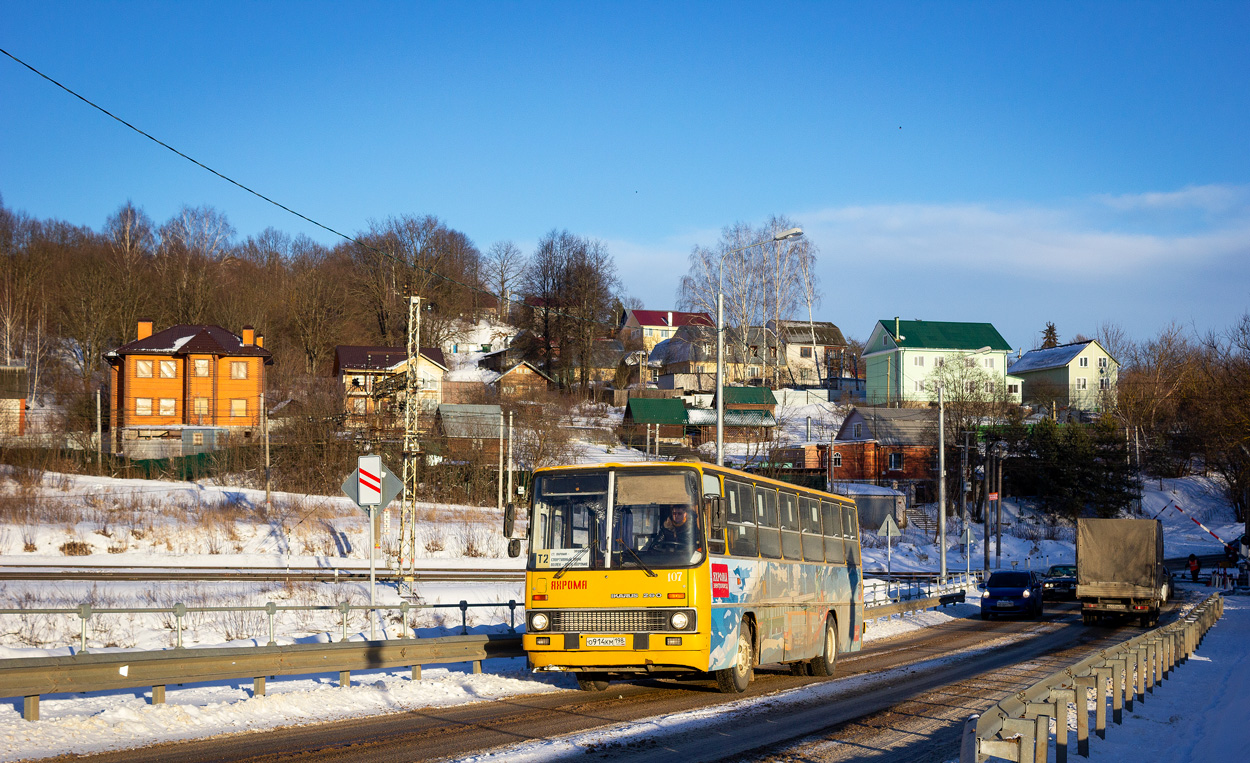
862,318,1022,405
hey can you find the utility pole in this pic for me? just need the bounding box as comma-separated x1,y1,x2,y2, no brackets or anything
95,387,102,471
399,295,422,577
497,411,504,512
506,411,513,501
937,384,946,580
262,391,271,508
995,446,1004,568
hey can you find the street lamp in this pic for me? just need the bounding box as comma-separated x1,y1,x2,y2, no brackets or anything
937,344,992,582
716,227,803,466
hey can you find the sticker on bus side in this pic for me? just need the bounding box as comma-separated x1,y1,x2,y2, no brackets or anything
712,563,730,598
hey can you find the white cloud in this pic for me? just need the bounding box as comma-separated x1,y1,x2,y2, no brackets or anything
1095,184,1250,213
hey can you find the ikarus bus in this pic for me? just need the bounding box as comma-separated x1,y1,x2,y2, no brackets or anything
503,461,864,693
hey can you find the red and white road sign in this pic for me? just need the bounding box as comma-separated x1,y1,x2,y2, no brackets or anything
988,492,999,501
358,455,382,506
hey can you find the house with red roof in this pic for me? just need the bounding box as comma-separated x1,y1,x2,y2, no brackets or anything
618,309,713,351
105,320,273,458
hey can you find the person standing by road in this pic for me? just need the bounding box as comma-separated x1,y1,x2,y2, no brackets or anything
1188,553,1201,582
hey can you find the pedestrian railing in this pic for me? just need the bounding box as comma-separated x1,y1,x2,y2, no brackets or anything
960,593,1223,763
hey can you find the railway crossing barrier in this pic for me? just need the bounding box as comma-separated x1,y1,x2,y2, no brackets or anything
960,593,1223,763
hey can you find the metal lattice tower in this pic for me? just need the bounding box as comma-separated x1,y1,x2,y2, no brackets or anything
399,295,422,576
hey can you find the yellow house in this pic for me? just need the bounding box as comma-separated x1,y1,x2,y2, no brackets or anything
333,345,447,429
106,320,272,458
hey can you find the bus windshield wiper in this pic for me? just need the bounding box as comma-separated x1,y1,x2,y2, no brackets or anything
554,539,595,579
617,540,658,577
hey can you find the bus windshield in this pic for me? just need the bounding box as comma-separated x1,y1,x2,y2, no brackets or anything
529,468,703,571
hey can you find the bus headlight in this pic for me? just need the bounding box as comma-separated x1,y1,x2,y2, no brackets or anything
530,613,549,631
670,611,689,630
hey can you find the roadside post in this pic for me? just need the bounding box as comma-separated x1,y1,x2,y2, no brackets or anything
342,456,404,639
877,514,902,594
960,525,975,582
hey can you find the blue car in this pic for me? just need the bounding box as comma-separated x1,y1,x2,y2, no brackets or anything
980,571,1044,620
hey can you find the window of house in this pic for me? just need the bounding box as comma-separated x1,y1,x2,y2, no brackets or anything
882,335,888,346
750,345,759,356
135,359,153,378
832,452,842,467
192,432,204,446
231,361,248,380
231,399,247,417
965,381,976,394
645,328,653,337
985,381,995,394
159,398,175,416
1007,383,1020,394
159,360,177,379
852,423,862,438
749,366,760,377
914,356,924,366
135,398,152,416
194,359,210,377
769,347,777,359
914,380,924,392
800,346,812,358
1098,357,1108,368
889,452,904,470
1100,377,1111,390
935,357,945,367
984,357,995,369
1076,377,1088,390
1079,356,1089,367
193,398,209,415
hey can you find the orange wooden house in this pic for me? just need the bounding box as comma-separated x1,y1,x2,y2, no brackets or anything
106,320,273,458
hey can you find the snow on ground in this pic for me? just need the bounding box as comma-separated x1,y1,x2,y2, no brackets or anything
0,466,1242,761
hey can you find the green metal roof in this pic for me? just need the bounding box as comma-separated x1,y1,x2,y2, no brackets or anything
626,397,688,425
879,320,1011,351
720,386,777,406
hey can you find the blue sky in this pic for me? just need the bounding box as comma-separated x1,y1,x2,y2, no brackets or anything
3,2,1248,348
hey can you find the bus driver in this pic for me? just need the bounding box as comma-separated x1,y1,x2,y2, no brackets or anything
651,505,699,553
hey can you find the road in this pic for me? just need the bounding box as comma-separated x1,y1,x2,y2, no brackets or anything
0,564,523,584
39,600,1167,763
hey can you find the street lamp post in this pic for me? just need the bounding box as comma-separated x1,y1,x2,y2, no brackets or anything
716,227,803,466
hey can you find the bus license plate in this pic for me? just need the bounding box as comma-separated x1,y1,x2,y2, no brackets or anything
586,637,627,647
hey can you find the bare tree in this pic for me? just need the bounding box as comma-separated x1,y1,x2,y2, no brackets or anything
483,240,524,321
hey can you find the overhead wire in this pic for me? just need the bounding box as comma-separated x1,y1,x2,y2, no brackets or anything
0,46,631,334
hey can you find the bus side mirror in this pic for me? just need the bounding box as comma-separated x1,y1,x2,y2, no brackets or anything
508,539,522,558
706,494,725,532
504,503,517,538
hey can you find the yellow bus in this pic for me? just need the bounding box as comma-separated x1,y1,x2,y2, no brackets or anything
504,461,864,693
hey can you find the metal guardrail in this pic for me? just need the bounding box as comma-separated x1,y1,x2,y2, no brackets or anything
1,632,526,722
960,593,1224,763
0,598,521,653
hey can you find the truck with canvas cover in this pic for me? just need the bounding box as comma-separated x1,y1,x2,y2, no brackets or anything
1076,518,1168,627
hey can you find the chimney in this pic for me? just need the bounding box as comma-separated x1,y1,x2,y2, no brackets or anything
137,319,153,341
242,326,255,346
667,311,673,326
256,334,264,349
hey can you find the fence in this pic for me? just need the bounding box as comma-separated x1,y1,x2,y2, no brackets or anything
960,593,1223,763
862,572,976,631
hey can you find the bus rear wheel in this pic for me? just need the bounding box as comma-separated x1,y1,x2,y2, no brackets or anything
576,673,609,691
716,624,754,693
808,616,837,677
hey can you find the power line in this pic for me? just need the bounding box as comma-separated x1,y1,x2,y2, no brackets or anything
0,46,629,334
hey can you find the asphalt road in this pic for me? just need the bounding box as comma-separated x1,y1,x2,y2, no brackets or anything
40,599,1168,763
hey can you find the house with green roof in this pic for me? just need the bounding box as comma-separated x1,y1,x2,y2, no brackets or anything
623,397,689,446
862,318,1022,405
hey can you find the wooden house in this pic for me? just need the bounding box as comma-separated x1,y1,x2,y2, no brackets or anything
334,345,447,429
830,407,936,500
435,403,503,461
0,366,27,437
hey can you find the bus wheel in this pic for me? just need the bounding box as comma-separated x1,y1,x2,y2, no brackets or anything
576,673,609,691
716,625,753,693
809,616,838,677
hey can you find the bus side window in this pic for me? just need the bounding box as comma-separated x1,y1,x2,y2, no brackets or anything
779,492,801,560
843,504,861,566
800,496,824,561
757,487,781,559
727,481,757,557
822,501,845,563
703,473,726,555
